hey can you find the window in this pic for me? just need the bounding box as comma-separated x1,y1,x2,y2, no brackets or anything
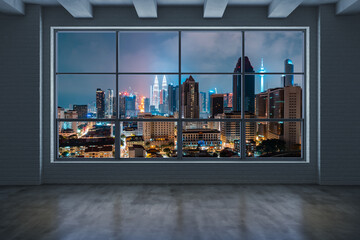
54,28,306,161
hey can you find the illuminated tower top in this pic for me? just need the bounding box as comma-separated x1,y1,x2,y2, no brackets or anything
162,75,167,91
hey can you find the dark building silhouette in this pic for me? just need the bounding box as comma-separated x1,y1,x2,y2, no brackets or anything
233,57,255,114
182,76,199,118
73,105,88,119
119,93,126,117
96,88,105,118
144,98,150,113
168,84,179,115
210,94,224,118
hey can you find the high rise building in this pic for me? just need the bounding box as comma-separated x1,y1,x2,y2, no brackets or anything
208,89,216,113
96,88,105,118
125,95,136,117
119,92,126,117
199,92,207,113
144,98,150,113
182,75,199,118
259,58,266,92
152,75,160,110
284,59,294,87
105,89,114,118
210,94,224,118
233,57,255,114
73,105,88,119
255,84,302,150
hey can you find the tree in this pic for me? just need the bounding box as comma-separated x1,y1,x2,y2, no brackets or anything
256,139,286,155
145,141,151,146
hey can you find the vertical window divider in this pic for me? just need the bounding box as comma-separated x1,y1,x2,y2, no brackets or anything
177,31,183,160
241,31,246,159
115,31,120,160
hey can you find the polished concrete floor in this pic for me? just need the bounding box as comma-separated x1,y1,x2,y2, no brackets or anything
1,185,360,240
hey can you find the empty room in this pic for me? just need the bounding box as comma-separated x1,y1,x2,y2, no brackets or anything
1,0,360,239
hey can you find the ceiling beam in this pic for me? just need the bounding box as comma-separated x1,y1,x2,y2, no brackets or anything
336,0,360,15
268,0,303,18
132,0,157,18
57,0,93,18
203,0,228,18
0,0,25,15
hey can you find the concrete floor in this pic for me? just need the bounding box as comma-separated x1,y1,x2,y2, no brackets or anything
0,185,360,240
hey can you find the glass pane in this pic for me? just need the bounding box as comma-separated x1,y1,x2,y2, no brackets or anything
119,75,179,118
244,31,304,73
58,121,115,158
246,121,302,158
181,75,241,119
57,31,116,73
57,75,116,119
119,31,178,73
120,121,177,158
182,122,241,158
181,31,242,73
246,75,303,118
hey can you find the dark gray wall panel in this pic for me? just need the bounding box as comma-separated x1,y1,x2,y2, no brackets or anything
42,6,319,184
319,5,360,185
0,5,41,185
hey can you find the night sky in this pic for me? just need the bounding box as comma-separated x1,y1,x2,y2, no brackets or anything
57,31,304,109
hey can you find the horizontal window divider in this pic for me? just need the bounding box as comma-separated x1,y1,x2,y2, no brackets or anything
56,118,304,122
55,72,305,75
57,119,116,122
56,72,116,75
54,158,306,163
119,118,179,122
243,118,303,122
53,27,307,32
244,72,305,75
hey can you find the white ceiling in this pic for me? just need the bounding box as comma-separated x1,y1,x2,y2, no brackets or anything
1,0,359,17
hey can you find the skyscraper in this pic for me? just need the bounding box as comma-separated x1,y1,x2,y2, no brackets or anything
152,75,160,110
233,57,255,114
210,94,224,118
105,89,114,118
96,88,105,118
259,58,266,92
208,89,216,113
119,92,126,117
199,92,207,113
73,105,88,119
125,95,136,117
182,75,199,118
284,59,294,87
144,98,150,113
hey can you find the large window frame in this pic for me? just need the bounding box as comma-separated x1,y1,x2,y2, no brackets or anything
51,27,309,163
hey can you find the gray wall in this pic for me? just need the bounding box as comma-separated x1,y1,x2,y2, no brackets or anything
319,5,360,185
0,4,359,185
41,6,319,184
0,5,41,185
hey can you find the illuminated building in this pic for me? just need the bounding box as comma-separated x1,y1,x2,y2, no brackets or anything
208,89,216,113
182,129,221,149
96,88,105,118
233,57,255,114
152,75,160,110
284,59,294,87
105,89,114,118
259,58,266,92
182,75,199,118
125,95,136,117
142,116,176,147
